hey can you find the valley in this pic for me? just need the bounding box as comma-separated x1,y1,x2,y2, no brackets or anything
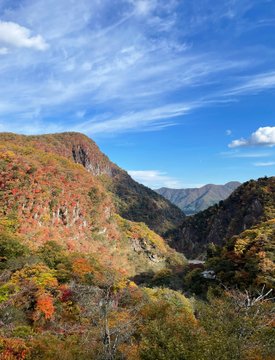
0,132,274,359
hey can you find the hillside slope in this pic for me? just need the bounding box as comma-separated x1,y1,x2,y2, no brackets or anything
167,177,275,258
207,218,275,289
0,133,184,236
156,182,241,215
0,133,185,276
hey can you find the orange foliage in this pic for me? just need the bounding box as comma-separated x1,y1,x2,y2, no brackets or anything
72,258,93,278
35,293,55,320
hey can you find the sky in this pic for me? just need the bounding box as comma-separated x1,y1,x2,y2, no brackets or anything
0,0,274,189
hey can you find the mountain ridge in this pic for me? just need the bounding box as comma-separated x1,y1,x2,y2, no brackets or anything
155,181,241,215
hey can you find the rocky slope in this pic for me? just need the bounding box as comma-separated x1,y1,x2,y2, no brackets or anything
167,177,275,258
0,132,184,236
156,182,241,215
0,132,185,276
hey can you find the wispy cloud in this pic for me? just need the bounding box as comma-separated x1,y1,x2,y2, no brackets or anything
253,161,275,167
225,72,275,97
127,170,189,189
128,170,181,188
0,0,274,136
229,127,275,148
221,150,272,159
73,102,195,135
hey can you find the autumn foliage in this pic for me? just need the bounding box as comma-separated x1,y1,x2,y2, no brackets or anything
0,134,274,359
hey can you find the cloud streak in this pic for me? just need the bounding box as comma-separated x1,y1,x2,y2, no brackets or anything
221,150,272,158
127,170,184,189
127,170,205,189
253,161,275,167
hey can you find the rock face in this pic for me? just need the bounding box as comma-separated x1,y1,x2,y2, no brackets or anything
167,177,275,258
72,144,113,176
155,182,241,215
1,132,184,236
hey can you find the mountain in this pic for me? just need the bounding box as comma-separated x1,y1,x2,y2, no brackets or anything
0,132,185,276
0,132,184,236
167,177,275,258
155,182,241,215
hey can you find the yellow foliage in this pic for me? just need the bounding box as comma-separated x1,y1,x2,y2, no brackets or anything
115,214,168,253
0,150,16,161
143,287,194,317
234,238,249,255
11,264,58,290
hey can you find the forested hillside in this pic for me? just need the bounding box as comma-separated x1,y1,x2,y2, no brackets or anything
0,133,274,359
0,133,184,237
168,177,275,258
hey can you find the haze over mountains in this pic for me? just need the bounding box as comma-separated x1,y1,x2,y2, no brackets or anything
156,182,241,215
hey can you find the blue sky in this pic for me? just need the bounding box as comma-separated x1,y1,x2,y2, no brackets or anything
0,0,274,188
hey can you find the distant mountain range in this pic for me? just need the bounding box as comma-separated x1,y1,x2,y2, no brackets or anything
155,182,241,215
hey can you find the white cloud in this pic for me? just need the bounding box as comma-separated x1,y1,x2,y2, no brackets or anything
0,21,48,51
229,126,275,148
127,170,184,189
253,161,275,167
229,138,248,148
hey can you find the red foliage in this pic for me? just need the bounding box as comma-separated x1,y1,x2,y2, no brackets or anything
59,285,73,302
